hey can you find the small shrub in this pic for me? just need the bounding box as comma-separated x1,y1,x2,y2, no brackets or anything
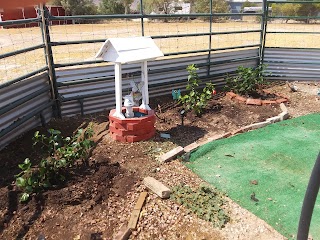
224,64,266,96
171,184,230,228
15,125,94,202
179,64,215,116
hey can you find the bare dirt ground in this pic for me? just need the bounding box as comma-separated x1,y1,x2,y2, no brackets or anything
0,81,319,240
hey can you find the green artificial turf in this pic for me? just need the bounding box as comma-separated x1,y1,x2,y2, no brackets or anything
186,113,320,239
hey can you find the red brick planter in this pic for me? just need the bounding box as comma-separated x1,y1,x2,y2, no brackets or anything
226,90,289,106
109,107,156,143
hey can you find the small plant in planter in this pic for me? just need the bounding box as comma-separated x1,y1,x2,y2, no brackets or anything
15,126,94,202
224,64,266,96
179,64,216,116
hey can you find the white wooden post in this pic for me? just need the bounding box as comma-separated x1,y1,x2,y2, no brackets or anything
140,61,151,111
114,62,125,119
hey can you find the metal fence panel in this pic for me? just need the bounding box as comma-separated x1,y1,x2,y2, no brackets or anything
0,73,53,149
264,48,320,81
57,48,259,116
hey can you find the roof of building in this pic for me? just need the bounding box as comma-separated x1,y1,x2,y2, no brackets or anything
95,37,163,64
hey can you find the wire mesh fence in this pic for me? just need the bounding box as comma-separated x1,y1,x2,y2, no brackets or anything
265,1,320,48
0,19,46,83
0,3,264,84
1,1,320,84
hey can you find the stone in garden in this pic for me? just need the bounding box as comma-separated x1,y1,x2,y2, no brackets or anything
143,177,171,199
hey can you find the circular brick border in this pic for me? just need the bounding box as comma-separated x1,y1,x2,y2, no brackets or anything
109,107,156,143
226,90,289,106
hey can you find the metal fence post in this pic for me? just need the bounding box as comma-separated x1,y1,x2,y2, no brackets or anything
297,152,320,240
260,0,268,65
140,0,145,36
207,0,213,76
40,4,61,118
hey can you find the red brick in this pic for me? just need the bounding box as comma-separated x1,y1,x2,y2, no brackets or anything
226,92,237,99
140,115,156,124
246,98,262,106
126,123,135,131
110,133,127,142
109,126,123,135
130,121,155,131
262,89,272,94
109,107,157,142
111,125,156,137
262,100,277,105
275,93,289,99
110,114,155,124
276,98,288,103
135,107,148,114
127,121,154,131
111,121,127,130
126,129,156,143
235,95,247,103
142,124,156,134
109,110,143,124
110,116,143,124
126,134,147,143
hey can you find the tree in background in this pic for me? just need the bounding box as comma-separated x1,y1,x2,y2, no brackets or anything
271,2,299,23
122,0,134,14
195,0,229,14
296,2,320,22
271,2,320,23
194,0,229,22
143,0,167,14
99,0,125,14
48,0,97,15
270,3,283,16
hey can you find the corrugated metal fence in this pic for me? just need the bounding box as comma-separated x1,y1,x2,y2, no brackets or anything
57,49,259,116
0,73,53,149
0,48,259,149
264,48,320,82
264,1,320,81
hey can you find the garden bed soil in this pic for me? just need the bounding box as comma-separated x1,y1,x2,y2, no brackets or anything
0,81,319,240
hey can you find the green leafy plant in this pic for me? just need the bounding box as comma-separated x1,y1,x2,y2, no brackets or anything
171,184,230,228
224,64,266,96
15,125,95,202
179,64,216,116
